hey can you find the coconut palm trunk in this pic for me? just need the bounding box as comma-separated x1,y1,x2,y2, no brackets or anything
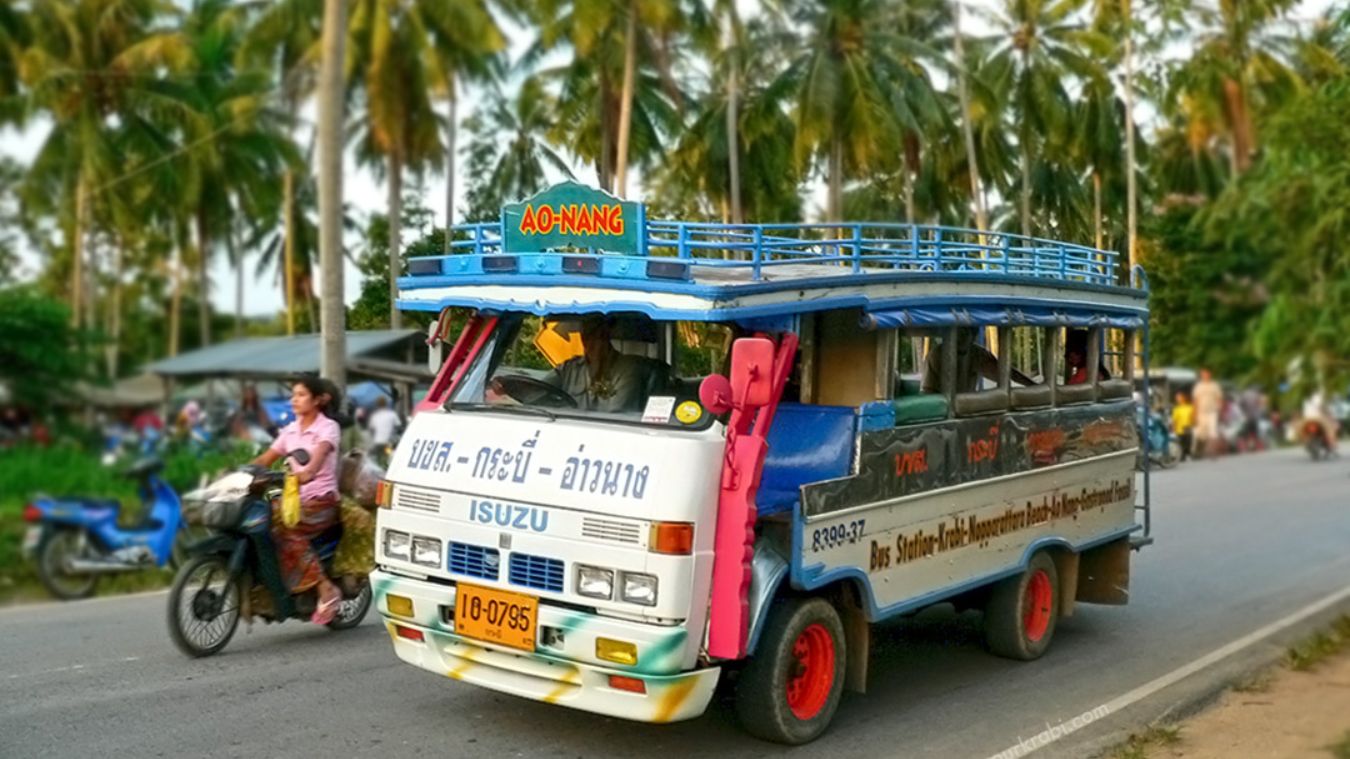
230,227,243,338
1122,0,1137,268
614,3,638,198
445,87,457,253
724,4,742,225
318,0,347,386
169,240,183,357
388,148,404,329
196,210,211,347
107,242,123,377
952,0,987,231
1093,170,1103,250
282,168,296,335
71,174,88,328
828,135,844,222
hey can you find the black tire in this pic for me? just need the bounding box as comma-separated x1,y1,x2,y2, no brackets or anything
167,555,240,658
327,579,372,631
36,529,98,601
984,551,1060,661
734,597,847,745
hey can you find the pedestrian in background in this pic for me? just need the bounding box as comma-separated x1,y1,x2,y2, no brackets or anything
1172,391,1195,461
1192,368,1224,459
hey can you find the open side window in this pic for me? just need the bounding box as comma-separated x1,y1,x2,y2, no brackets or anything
1010,326,1054,410
1099,327,1135,400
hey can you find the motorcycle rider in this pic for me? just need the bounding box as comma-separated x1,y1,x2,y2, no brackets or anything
250,377,345,624
1302,389,1338,455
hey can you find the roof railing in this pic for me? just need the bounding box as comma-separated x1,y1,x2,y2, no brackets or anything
415,221,1121,288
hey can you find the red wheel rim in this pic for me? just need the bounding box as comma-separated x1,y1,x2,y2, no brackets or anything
1023,569,1054,643
785,623,836,721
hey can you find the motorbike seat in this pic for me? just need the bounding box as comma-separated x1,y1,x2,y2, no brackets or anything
122,457,165,480
311,523,343,562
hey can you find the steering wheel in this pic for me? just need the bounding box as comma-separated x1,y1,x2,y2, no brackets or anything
491,375,579,409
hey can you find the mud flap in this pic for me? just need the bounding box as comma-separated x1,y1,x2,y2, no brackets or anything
1076,537,1131,605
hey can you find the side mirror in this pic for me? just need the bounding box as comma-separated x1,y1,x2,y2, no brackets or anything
698,375,733,415
730,337,775,407
288,449,311,466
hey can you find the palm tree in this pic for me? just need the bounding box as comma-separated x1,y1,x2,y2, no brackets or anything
983,0,1106,237
348,0,461,329
531,0,692,194
239,0,322,335
461,76,574,221
18,0,196,329
1168,0,1302,178
1074,72,1126,249
773,0,944,221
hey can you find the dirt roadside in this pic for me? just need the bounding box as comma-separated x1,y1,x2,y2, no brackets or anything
1113,616,1350,759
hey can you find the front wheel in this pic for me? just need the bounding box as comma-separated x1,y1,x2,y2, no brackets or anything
984,551,1060,661
327,579,372,631
36,529,98,600
167,555,240,658
734,596,847,745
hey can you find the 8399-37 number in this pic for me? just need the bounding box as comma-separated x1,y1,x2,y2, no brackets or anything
811,519,866,552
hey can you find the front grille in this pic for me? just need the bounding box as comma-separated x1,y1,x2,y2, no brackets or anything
395,486,440,514
581,516,643,545
448,542,500,581
508,553,564,593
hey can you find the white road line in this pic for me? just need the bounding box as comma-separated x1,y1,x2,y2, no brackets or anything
0,589,169,616
986,583,1350,759
5,657,142,682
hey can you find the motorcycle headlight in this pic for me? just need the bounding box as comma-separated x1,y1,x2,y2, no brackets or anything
576,565,614,600
620,572,658,607
411,536,442,568
383,529,411,562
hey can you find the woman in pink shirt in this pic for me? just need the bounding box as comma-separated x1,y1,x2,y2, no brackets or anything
251,378,344,624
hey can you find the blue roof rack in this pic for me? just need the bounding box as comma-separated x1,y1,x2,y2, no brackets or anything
406,219,1120,287
401,184,1122,292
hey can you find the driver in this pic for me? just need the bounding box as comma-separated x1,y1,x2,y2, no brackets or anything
550,315,653,412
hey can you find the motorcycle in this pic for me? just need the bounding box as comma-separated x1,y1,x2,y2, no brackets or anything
1303,420,1334,461
1136,405,1179,469
22,458,192,600
166,450,372,658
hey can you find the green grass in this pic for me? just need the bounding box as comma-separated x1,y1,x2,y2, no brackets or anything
1327,730,1350,759
0,444,249,604
1231,671,1274,693
1111,725,1182,759
1285,616,1350,672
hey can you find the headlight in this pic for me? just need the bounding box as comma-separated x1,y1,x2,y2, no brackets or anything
411,536,442,568
620,572,658,607
383,529,411,561
576,565,614,600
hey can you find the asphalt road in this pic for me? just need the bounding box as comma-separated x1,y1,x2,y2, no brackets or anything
3,447,1349,759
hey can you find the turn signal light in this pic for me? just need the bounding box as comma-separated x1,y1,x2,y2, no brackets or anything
22,504,42,523
649,522,693,555
596,637,638,666
387,594,415,618
376,480,394,509
607,675,646,694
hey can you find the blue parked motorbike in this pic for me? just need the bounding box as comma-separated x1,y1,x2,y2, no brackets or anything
1136,405,1179,469
21,458,191,600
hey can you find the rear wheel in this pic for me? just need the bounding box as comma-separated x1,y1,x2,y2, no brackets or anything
327,579,372,631
167,555,240,658
734,597,846,745
36,529,98,601
984,551,1060,660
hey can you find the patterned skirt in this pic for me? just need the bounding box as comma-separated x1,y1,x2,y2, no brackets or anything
271,491,339,593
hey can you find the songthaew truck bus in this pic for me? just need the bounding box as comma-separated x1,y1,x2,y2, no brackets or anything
370,182,1154,744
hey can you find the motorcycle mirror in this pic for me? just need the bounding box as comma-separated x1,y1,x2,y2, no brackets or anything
288,449,311,466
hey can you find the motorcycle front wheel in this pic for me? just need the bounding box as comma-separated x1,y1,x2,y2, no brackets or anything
36,529,99,600
167,555,240,658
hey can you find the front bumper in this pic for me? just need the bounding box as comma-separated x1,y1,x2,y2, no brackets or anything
373,570,720,724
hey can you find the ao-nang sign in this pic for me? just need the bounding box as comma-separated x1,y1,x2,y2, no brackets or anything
501,182,645,255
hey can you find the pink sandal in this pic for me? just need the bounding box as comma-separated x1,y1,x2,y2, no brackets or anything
311,595,341,625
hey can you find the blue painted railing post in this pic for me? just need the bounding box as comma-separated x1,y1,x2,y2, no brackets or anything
851,224,862,273
1058,245,1067,279
752,226,764,280
677,223,689,259
909,223,919,266
934,227,944,270
1002,234,1011,275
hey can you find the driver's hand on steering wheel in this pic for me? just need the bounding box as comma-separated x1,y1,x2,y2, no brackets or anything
485,378,521,406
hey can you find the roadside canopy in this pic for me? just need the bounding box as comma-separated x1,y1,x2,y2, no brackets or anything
144,330,425,381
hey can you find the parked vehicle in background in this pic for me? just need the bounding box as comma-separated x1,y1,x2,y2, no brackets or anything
368,184,1155,744
21,458,192,600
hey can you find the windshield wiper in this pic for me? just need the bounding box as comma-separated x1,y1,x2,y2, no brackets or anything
449,402,558,422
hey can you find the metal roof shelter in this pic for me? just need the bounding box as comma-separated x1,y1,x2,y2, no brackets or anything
145,330,423,381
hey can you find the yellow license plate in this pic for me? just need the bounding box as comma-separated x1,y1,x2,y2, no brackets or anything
454,584,538,652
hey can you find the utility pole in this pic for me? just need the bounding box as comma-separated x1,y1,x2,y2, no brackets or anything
318,0,347,388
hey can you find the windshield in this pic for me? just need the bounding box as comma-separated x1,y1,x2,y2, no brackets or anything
448,313,735,429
